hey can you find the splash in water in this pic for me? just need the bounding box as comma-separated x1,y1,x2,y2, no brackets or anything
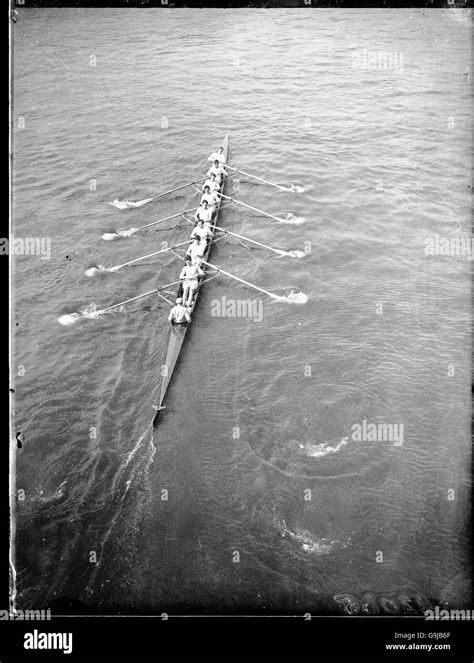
278,520,350,556
102,227,139,241
301,436,350,458
84,264,109,278
109,198,153,209
279,212,306,225
333,593,361,615
58,303,123,326
281,289,309,304
58,312,81,326
379,596,401,615
280,183,305,193
361,592,380,615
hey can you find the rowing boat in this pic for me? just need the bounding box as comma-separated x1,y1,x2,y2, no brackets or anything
153,134,229,421
60,139,306,332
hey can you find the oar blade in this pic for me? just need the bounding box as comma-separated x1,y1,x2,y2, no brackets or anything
284,290,309,304
102,227,139,240
278,213,306,225
109,198,154,209
58,312,81,326
85,265,112,277
117,228,138,238
287,249,306,258
109,200,130,210
58,305,103,326
130,197,154,207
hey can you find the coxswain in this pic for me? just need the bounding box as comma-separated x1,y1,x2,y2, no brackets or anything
186,236,206,264
207,146,226,164
194,199,213,224
179,256,204,307
168,297,191,325
191,218,214,245
202,172,221,193
207,159,227,184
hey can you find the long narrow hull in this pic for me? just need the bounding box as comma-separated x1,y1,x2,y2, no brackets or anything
154,134,229,421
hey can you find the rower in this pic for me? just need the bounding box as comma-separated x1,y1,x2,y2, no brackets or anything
202,173,221,193
207,159,227,185
194,199,214,225
191,218,214,245
186,236,206,264
201,185,220,210
207,146,226,164
168,297,191,325
179,256,204,307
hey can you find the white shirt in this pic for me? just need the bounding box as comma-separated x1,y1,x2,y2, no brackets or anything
191,223,213,242
168,304,191,323
207,164,227,180
180,263,204,283
208,151,226,164
201,191,220,208
186,241,206,262
203,178,220,192
195,205,213,223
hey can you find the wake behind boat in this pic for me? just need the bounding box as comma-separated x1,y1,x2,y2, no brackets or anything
58,136,308,424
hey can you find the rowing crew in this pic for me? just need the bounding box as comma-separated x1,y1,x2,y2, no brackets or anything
167,235,209,321
168,252,206,322
168,145,227,324
186,216,213,265
168,217,212,323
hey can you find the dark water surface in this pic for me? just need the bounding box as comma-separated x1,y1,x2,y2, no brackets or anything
12,7,471,613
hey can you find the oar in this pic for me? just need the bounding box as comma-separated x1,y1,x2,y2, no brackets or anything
86,240,191,276
213,226,305,258
181,214,303,257
109,176,208,209
225,165,290,191
58,278,182,326
102,206,198,241
199,259,308,304
218,193,288,224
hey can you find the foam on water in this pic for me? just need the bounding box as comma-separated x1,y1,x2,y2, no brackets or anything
302,436,350,458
